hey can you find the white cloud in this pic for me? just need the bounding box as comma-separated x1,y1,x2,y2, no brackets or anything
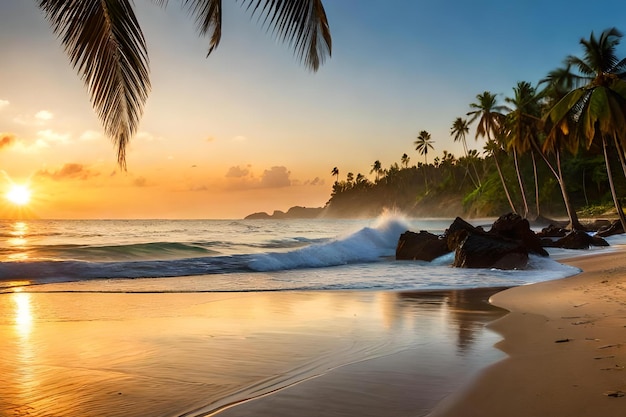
14,110,54,126
0,99,9,110
36,129,71,145
232,135,248,142
35,110,54,121
79,130,104,142
11,138,50,153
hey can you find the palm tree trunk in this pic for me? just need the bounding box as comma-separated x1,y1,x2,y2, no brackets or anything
492,151,517,213
531,141,583,230
513,148,529,218
613,136,626,179
531,150,541,218
603,136,626,231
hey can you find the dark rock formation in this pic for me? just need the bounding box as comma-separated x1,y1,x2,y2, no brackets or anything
545,230,609,249
537,224,568,238
245,206,324,220
399,214,540,269
396,230,450,261
453,232,529,269
595,220,625,238
488,213,549,257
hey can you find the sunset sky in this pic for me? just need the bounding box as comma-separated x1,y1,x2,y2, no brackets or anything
1,0,625,219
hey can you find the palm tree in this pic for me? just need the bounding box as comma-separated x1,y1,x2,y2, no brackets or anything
414,131,434,189
401,153,410,168
37,0,332,169
504,81,544,218
451,117,481,187
484,135,516,213
370,160,383,182
467,91,516,213
346,172,354,186
544,27,626,230
536,67,585,229
414,130,434,165
331,166,339,184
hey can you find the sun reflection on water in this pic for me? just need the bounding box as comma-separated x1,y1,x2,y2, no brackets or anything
13,290,33,337
6,221,30,261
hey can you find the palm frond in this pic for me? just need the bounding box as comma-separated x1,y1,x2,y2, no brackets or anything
38,0,150,169
182,0,222,56
242,0,332,71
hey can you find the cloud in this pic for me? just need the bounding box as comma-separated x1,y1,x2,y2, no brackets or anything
0,99,9,110
37,129,71,145
14,110,54,126
79,130,104,141
35,110,53,121
232,135,248,142
35,163,100,181
225,165,250,178
0,133,16,149
206,136,215,142
261,166,291,188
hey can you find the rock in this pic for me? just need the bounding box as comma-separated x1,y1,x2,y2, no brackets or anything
552,230,609,249
396,230,450,261
489,213,549,257
244,211,272,219
444,217,485,251
453,232,529,270
537,224,568,238
596,220,625,238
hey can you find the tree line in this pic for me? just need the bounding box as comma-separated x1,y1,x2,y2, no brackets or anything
328,28,626,230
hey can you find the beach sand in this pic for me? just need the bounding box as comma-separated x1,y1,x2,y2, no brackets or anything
0,284,504,417
429,250,626,417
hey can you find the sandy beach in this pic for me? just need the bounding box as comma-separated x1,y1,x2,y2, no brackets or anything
429,250,626,417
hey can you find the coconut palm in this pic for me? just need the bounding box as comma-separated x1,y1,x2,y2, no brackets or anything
331,166,339,184
370,160,383,182
504,81,544,218
36,0,332,168
544,27,626,230
414,130,434,165
451,117,481,187
467,92,516,213
401,153,410,168
414,131,434,189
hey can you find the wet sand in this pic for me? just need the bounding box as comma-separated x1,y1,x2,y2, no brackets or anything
0,285,505,417
429,250,626,417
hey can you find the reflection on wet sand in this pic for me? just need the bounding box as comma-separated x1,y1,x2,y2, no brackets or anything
0,287,507,417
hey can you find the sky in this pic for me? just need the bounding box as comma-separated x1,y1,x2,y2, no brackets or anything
1,0,626,219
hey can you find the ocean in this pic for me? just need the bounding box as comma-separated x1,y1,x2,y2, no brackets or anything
1,214,616,293
2,215,623,416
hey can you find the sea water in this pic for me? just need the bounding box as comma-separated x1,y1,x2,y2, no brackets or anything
0,215,622,293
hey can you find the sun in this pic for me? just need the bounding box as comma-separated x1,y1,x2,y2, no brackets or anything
6,184,32,206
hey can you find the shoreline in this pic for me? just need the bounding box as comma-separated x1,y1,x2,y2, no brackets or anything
428,248,626,417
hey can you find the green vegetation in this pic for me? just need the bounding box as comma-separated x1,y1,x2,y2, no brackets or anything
325,28,626,224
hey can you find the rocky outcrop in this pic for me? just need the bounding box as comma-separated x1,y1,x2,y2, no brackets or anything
397,213,547,270
453,232,529,269
543,230,609,249
595,220,625,238
488,212,549,257
396,231,449,261
245,206,324,220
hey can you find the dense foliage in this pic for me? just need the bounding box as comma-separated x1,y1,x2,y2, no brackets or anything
326,28,626,225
